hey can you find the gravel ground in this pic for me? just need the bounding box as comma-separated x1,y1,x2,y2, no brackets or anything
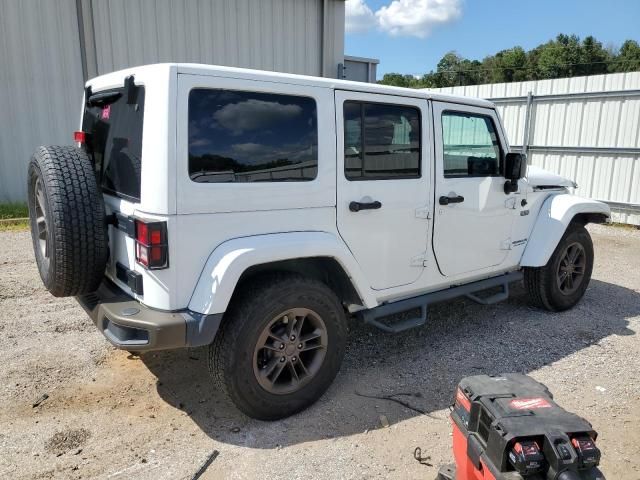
0,224,639,479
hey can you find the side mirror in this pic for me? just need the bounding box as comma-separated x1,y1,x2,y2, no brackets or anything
504,152,526,194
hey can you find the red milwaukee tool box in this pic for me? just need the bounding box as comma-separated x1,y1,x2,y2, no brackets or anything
437,374,605,480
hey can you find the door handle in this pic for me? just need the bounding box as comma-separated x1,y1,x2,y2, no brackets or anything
349,200,382,212
439,195,465,206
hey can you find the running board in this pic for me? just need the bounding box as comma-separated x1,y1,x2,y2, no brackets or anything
357,271,524,333
465,282,510,305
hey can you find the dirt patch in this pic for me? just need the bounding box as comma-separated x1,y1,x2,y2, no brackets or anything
45,428,91,456
0,225,638,479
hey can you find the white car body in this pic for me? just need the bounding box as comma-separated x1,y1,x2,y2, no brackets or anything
80,63,610,349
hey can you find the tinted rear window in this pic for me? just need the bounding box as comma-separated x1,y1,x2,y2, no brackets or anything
82,86,145,201
188,89,318,183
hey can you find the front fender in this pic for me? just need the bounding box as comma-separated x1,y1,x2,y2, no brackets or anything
188,231,378,316
520,194,610,267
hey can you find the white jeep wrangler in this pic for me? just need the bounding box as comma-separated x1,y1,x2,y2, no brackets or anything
27,64,610,420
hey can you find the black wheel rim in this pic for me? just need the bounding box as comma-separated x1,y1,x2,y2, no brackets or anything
253,308,328,395
34,177,50,265
557,242,586,295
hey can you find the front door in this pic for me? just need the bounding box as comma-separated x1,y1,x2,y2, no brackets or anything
432,101,519,277
335,91,431,290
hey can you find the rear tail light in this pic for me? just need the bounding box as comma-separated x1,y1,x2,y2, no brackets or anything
135,220,168,269
74,130,89,144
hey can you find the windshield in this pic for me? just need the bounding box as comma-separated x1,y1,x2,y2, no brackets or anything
82,86,145,201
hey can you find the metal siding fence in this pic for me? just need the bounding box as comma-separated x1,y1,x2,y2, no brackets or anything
431,72,640,225
0,0,344,202
0,0,85,203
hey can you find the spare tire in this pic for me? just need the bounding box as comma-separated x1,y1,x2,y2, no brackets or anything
27,146,108,297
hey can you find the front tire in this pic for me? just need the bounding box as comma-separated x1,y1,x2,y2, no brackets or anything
525,224,594,311
208,273,348,420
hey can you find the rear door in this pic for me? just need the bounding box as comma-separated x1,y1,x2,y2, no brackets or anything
432,101,519,276
335,91,432,290
81,83,146,296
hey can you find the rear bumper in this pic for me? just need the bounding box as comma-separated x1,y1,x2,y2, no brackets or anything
76,280,222,351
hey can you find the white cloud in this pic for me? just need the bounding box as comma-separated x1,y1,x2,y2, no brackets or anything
346,0,462,38
231,142,268,154
213,99,303,134
345,0,376,33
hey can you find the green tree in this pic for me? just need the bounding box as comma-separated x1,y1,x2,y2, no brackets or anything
611,40,640,72
579,36,610,75
379,73,414,87
377,34,638,89
435,51,464,87
457,59,483,86
486,47,529,83
536,34,582,79
425,52,484,87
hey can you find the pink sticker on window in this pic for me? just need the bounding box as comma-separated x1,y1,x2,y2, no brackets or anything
101,105,111,120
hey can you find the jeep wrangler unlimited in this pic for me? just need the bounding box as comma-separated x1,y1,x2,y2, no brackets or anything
27,64,610,420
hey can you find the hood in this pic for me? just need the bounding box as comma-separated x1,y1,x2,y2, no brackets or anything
526,166,577,189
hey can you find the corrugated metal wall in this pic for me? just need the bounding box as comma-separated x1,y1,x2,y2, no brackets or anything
343,55,378,83
0,0,345,202
431,72,640,225
87,0,343,78
0,0,85,203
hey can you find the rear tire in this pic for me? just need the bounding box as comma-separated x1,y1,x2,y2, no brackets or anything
27,146,108,297
208,273,348,420
524,224,594,311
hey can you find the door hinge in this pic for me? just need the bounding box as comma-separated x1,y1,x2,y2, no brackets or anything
106,212,136,238
500,239,512,250
505,197,517,209
415,207,432,219
411,253,428,267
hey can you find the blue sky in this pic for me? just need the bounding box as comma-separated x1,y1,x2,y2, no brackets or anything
345,0,640,77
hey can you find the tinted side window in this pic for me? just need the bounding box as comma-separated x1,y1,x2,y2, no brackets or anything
188,89,318,183
344,101,421,180
441,112,502,178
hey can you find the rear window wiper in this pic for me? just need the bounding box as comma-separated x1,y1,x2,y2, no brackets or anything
86,90,122,107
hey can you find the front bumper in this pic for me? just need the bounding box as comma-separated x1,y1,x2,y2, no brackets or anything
77,280,222,351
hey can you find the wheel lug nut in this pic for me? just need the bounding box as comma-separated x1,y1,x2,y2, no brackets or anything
292,357,297,362
279,343,285,349
297,343,302,349
280,356,285,363
290,335,296,341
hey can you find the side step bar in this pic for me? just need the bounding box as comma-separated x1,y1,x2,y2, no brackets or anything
357,271,524,333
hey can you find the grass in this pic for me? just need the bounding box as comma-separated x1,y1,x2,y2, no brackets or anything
0,202,28,219
0,203,29,232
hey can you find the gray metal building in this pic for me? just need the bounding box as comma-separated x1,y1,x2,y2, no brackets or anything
342,55,379,83
0,0,347,202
